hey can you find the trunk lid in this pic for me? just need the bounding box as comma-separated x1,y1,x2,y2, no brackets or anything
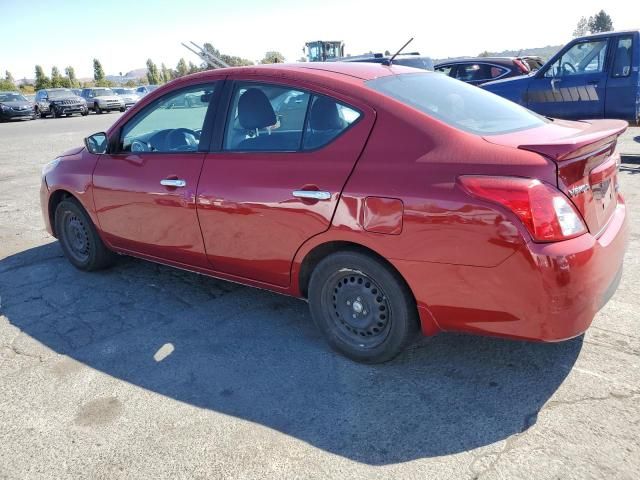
484,119,628,235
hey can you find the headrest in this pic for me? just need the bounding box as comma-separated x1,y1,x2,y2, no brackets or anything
238,88,276,130
309,96,342,131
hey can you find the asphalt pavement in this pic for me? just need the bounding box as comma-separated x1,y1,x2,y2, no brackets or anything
0,113,639,479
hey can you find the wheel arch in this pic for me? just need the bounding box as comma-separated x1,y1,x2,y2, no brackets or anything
48,189,82,237
295,238,441,336
297,240,413,301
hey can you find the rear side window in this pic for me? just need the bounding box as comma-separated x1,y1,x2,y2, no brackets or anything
223,82,361,152
367,72,548,135
611,36,633,78
435,65,455,76
455,63,507,82
303,96,360,149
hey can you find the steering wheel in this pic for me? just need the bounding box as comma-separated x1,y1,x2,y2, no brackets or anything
131,139,151,153
166,128,199,151
562,62,577,74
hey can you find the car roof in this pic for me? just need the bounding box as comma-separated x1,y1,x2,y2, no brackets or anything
193,62,419,81
435,57,518,66
576,29,639,40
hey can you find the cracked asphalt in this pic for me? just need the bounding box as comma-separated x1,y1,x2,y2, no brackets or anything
1,114,639,479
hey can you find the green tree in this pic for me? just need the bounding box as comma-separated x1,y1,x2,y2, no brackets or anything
65,66,78,88
202,43,253,67
573,16,589,37
19,84,35,94
260,51,285,64
0,79,14,90
161,63,172,83
146,59,161,84
124,79,137,87
5,70,14,84
588,10,613,33
175,58,189,77
478,50,491,57
50,66,65,88
93,58,105,82
35,65,50,90
188,61,200,74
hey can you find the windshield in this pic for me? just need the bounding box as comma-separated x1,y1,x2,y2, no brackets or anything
94,89,114,97
367,72,548,135
114,88,135,95
48,89,75,99
0,92,27,102
147,85,158,92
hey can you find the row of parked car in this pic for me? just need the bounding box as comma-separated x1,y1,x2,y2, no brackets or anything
0,85,159,122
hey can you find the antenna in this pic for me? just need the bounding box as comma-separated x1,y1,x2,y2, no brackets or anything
383,37,414,66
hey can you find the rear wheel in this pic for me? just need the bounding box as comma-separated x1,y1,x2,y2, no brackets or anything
54,199,116,271
308,251,418,363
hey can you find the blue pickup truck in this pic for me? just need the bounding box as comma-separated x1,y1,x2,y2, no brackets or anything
482,30,639,123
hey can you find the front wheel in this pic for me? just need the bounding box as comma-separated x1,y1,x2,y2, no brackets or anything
95,103,102,114
308,251,418,363
54,199,117,271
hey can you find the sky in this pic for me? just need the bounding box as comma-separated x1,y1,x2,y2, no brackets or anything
0,0,638,80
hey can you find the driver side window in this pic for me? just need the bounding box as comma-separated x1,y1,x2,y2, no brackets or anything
544,40,608,77
120,83,217,153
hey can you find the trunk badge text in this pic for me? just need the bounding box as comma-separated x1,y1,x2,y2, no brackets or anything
568,184,591,197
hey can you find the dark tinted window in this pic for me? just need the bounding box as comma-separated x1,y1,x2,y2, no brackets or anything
367,72,548,135
455,63,506,82
435,65,456,76
393,57,435,70
612,36,633,78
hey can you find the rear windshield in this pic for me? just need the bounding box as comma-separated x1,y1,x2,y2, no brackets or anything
367,72,548,135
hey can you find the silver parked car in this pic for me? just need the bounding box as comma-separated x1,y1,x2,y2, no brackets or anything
81,88,125,114
112,88,140,109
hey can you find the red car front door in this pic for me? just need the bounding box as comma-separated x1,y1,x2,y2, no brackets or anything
197,79,375,287
92,82,220,267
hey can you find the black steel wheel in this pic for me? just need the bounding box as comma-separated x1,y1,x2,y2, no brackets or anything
55,199,116,271
308,251,418,363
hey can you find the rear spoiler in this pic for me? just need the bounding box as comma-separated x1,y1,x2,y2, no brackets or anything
518,120,628,161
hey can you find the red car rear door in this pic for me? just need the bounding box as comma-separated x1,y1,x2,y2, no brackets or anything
197,78,375,287
92,82,222,267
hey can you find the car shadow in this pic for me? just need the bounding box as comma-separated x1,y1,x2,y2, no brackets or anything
0,243,581,465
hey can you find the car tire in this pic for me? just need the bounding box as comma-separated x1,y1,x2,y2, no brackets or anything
119,107,125,112
54,198,117,271
51,106,59,118
308,250,419,363
81,109,88,117
95,103,102,114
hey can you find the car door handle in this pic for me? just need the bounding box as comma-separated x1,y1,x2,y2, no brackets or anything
292,190,331,200
160,178,186,188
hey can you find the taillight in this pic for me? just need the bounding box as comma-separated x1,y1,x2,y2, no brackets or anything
458,176,587,242
513,58,530,74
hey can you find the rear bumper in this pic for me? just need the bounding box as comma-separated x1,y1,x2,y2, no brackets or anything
402,198,629,341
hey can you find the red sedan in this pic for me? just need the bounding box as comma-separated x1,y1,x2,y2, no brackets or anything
40,63,628,363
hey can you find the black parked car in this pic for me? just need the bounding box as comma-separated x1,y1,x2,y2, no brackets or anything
434,57,543,85
34,88,88,118
0,91,36,121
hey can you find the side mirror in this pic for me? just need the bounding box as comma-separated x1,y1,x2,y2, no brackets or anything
85,132,108,154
